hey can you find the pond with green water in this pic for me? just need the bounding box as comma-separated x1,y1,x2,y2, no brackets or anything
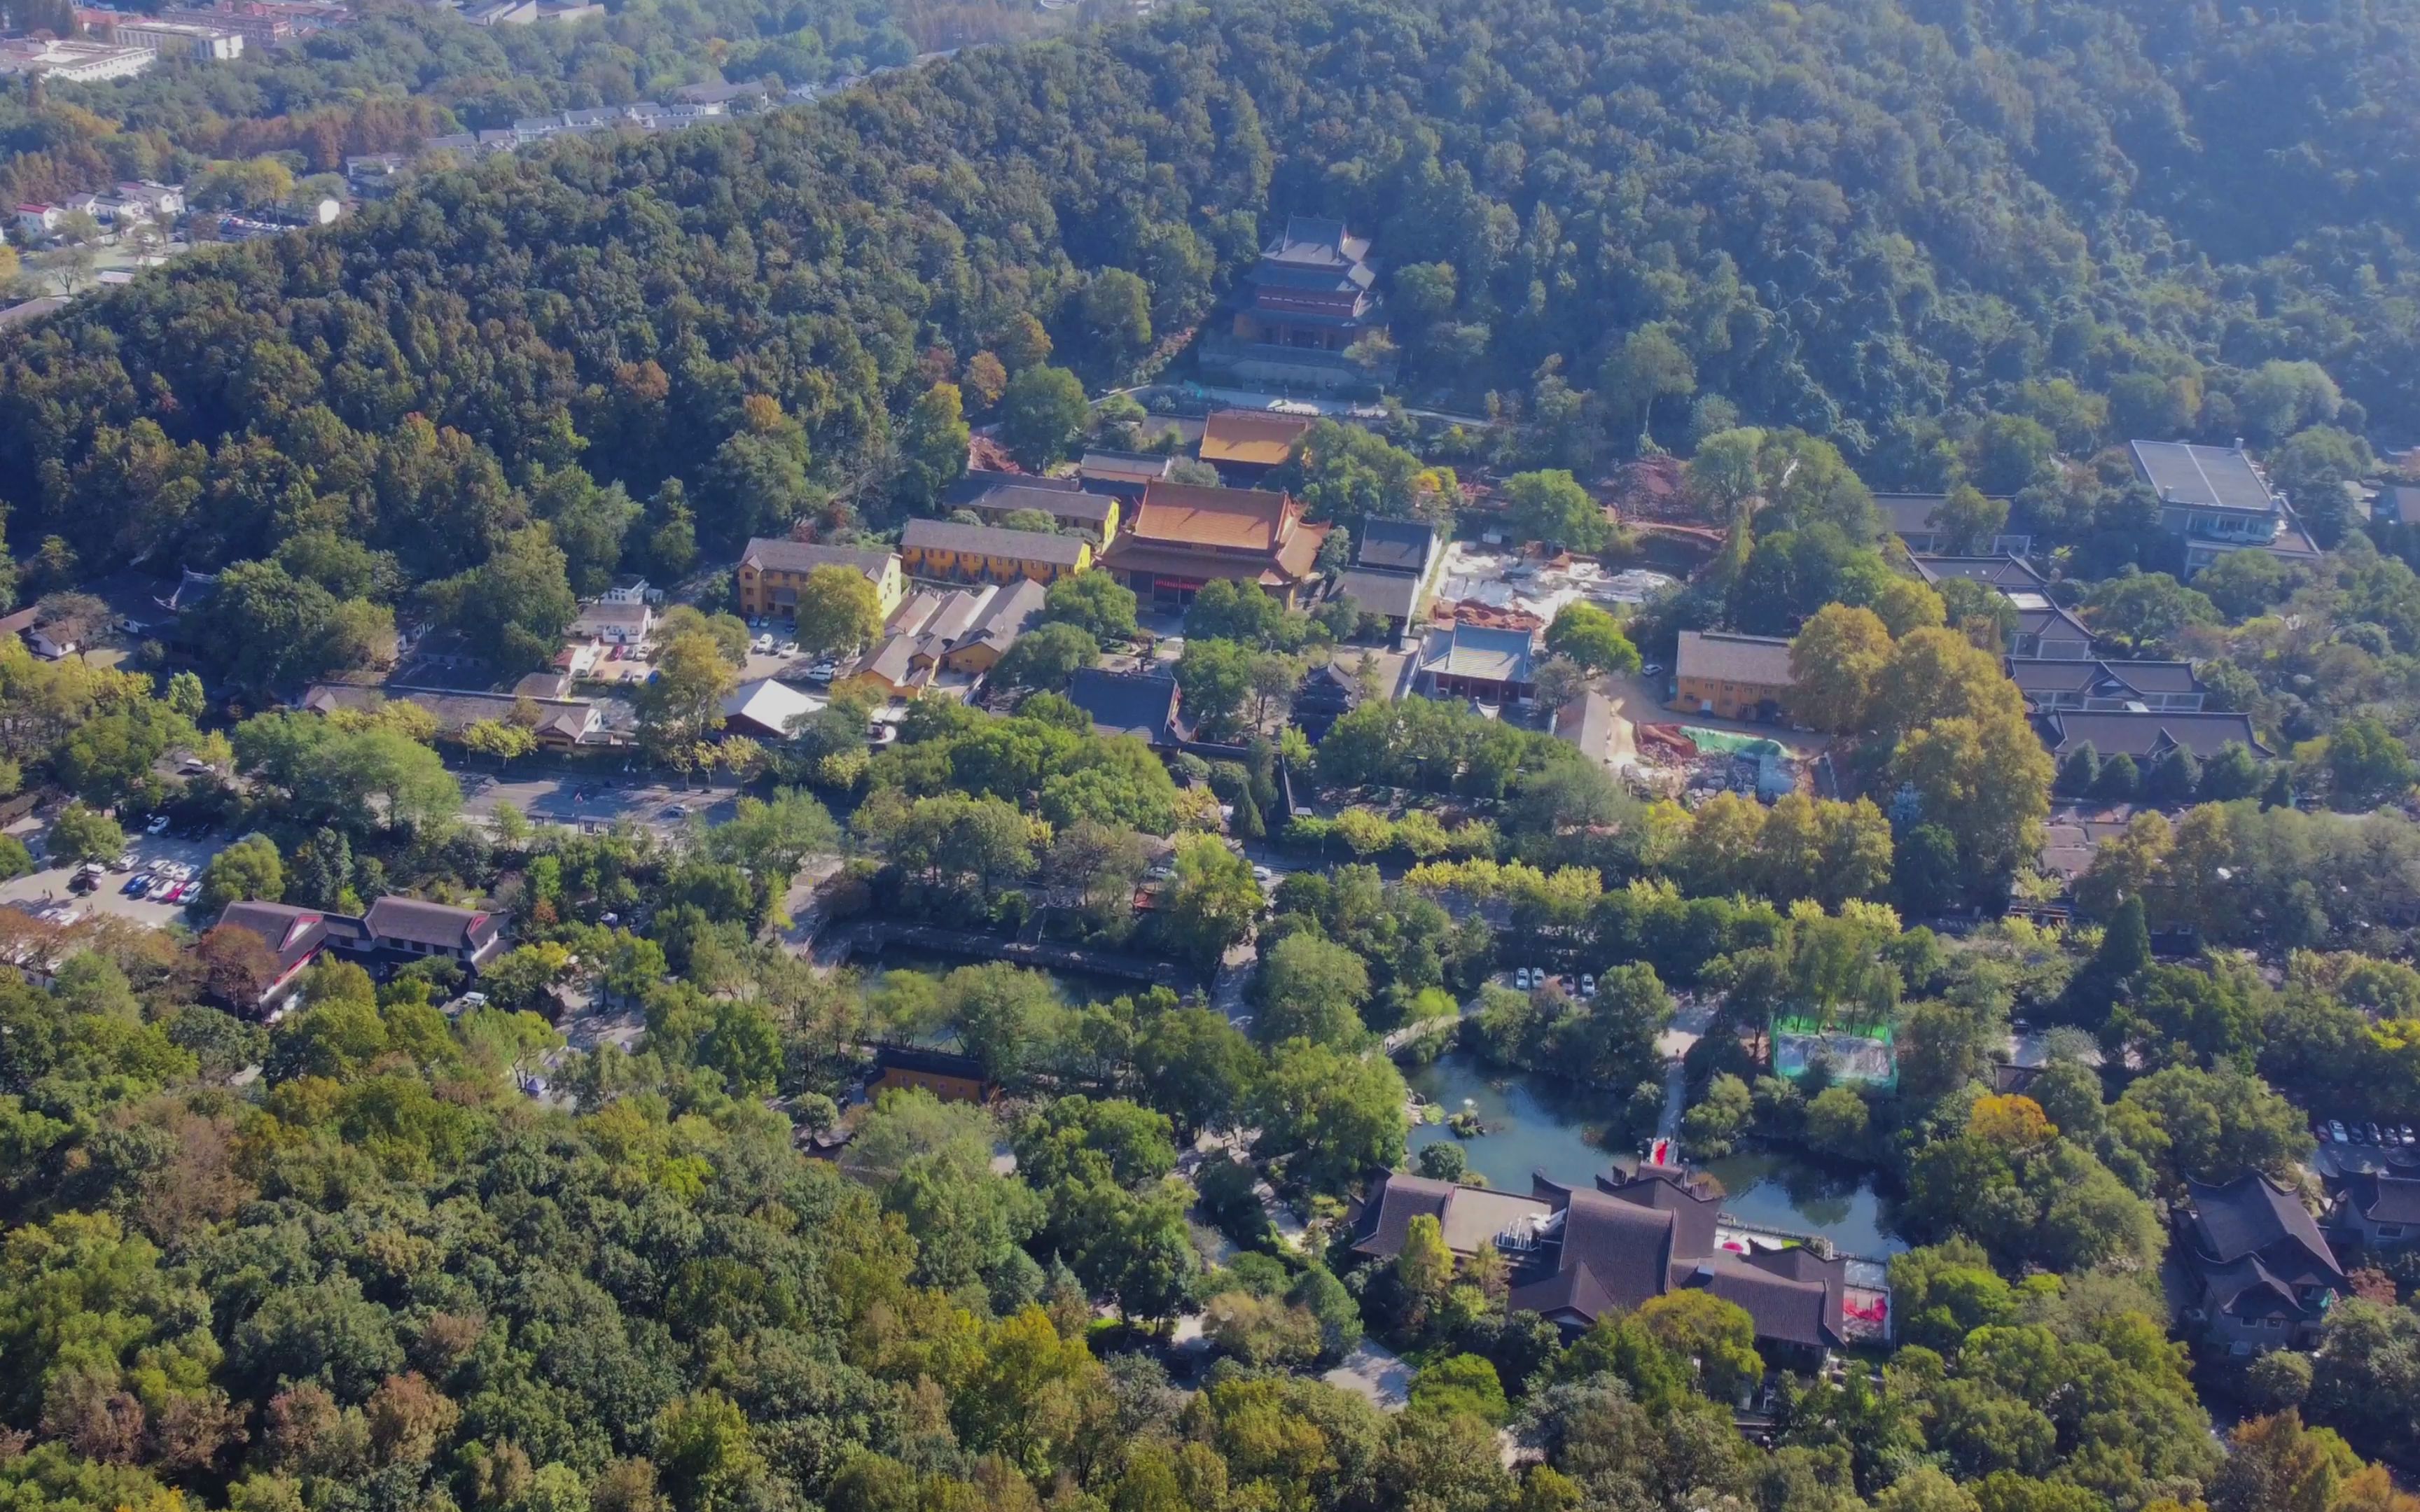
1404,1051,1905,1259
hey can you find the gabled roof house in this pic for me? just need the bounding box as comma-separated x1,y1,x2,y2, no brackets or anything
2176,1171,2346,1352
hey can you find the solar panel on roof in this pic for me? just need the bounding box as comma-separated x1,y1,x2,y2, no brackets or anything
2131,442,2277,512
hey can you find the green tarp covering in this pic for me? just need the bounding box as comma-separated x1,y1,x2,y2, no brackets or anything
1680,727,1788,758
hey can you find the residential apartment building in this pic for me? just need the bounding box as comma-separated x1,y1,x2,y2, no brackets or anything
736,539,905,620
898,517,1090,585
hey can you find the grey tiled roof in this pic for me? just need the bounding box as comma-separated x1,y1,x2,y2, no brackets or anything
363,896,495,950
741,538,896,578
2040,709,2267,760
1675,629,1793,686
900,517,1087,566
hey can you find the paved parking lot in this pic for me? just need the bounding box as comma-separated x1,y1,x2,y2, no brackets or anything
0,831,232,930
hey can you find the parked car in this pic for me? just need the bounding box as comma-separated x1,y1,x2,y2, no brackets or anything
662,804,690,819
145,815,170,834
1580,974,1597,997
109,852,134,872
147,878,177,901
1251,864,1275,883
165,881,193,903
2316,1121,2335,1143
121,874,151,896
68,870,98,895
2402,1125,2416,1146
2347,1121,2368,1143
2332,1120,2351,1142
2372,1123,2388,1145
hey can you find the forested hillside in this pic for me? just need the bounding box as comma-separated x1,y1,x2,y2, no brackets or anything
7,0,2420,644
0,0,1063,209
16,4,2420,1508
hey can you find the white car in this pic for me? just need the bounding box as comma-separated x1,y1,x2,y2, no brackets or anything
1251,864,1274,883
1580,974,1597,997
1514,967,1532,990
145,815,170,835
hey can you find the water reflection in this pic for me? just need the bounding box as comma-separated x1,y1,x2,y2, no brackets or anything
1404,1051,1625,1189
1403,1051,1905,1257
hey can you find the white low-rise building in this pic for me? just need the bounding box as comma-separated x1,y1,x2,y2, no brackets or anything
570,598,653,645
107,16,245,58
0,38,155,80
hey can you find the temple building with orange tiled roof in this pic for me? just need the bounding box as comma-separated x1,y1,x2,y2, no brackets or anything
1197,408,1314,484
1097,481,1331,609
